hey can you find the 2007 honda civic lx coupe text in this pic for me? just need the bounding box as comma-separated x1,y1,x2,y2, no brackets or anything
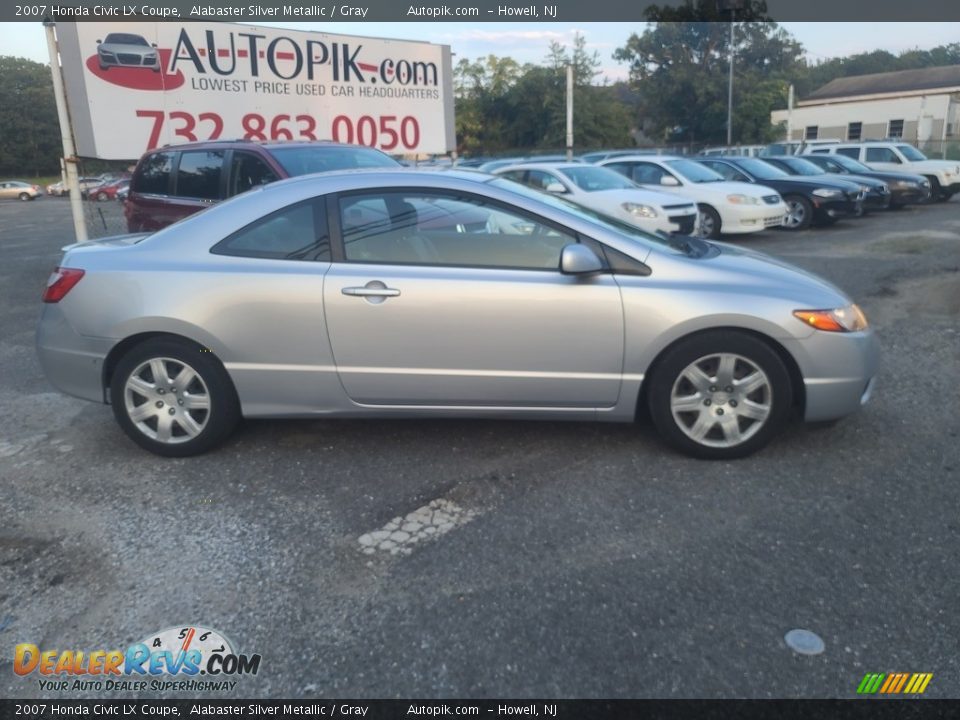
36,169,878,460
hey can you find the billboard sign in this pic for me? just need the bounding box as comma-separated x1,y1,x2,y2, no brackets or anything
55,22,455,159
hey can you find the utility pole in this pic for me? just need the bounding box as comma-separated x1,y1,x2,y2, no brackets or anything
566,64,574,161
727,12,734,146
44,19,87,242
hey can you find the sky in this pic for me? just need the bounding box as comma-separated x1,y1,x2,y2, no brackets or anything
1,21,958,84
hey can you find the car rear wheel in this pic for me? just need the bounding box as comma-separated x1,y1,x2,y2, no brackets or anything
697,204,722,239
647,331,793,459
96,191,109,201
782,196,813,230
110,338,240,457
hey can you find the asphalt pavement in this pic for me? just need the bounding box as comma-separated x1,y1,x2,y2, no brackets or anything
0,196,958,699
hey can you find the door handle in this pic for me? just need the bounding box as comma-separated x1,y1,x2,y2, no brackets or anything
342,286,401,297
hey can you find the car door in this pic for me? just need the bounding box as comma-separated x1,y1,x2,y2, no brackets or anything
0,183,11,199
322,188,625,408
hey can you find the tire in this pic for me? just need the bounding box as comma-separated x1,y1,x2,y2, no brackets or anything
647,330,793,460
924,177,946,203
782,195,813,231
18,192,31,201
697,204,722,239
110,338,240,457
96,191,109,202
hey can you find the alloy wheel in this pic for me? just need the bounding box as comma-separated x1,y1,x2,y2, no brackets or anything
123,357,211,444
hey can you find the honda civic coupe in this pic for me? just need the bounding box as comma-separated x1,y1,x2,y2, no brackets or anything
36,170,878,460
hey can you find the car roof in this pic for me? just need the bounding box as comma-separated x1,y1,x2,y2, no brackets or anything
147,139,380,153
496,162,596,171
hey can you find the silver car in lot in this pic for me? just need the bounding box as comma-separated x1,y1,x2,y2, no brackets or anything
36,170,878,459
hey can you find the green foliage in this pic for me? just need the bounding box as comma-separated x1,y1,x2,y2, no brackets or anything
454,33,634,155
0,56,60,177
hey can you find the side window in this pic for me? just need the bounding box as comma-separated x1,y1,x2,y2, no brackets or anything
132,152,173,195
616,162,666,185
865,147,899,163
836,148,860,159
339,191,576,270
498,170,527,184
526,170,565,192
176,150,224,200
229,152,278,196
211,201,328,261
702,162,742,181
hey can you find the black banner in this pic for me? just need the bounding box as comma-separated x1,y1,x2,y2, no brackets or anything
2,700,960,720
3,0,960,22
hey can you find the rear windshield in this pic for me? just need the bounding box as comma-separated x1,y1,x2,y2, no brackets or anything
267,145,400,177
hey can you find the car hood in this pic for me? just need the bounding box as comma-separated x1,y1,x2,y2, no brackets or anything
698,240,850,307
681,181,774,200
855,170,928,184
590,188,696,208
896,159,960,173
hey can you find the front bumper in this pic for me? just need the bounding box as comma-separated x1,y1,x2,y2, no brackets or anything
889,186,931,206
782,327,880,422
720,203,787,234
813,197,859,221
36,304,113,404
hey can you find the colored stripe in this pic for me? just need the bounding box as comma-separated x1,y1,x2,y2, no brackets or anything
893,673,909,693
868,673,886,693
880,674,896,693
903,674,920,694
856,674,874,694
917,674,933,694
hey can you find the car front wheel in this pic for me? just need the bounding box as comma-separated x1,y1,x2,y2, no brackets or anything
19,192,31,201
782,196,813,230
647,331,793,459
697,204,722,239
110,338,240,457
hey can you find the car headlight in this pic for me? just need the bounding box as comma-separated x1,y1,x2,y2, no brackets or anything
622,203,658,218
894,180,918,188
812,188,843,198
726,194,759,205
793,304,869,333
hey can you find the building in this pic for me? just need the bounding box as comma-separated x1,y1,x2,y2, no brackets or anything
771,65,960,149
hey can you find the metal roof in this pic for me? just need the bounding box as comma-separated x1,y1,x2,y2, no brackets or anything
803,64,960,103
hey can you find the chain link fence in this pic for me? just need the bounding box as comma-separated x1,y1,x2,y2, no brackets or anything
45,158,135,239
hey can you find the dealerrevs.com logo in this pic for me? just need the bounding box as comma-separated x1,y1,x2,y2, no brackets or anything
14,626,261,692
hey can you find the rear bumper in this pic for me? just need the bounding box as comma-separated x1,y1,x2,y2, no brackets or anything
36,305,112,404
782,328,880,422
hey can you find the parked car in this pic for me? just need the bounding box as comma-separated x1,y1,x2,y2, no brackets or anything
701,145,765,158
37,169,878,460
96,32,160,72
760,139,840,157
695,156,864,231
597,155,786,239
801,154,931,208
806,142,960,202
86,178,130,202
760,156,889,215
124,140,400,232
0,180,41,201
476,156,585,173
46,180,66,196
579,150,654,163
45,176,114,197
494,162,699,236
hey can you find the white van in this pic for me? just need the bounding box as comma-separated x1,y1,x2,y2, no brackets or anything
807,142,959,201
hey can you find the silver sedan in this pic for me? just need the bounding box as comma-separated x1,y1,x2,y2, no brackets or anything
36,170,878,459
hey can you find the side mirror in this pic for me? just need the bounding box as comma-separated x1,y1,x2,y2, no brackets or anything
560,244,603,275
96,39,102,44
152,43,158,48
545,182,566,194
660,175,680,187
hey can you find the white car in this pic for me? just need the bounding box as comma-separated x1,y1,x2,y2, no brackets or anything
494,163,698,236
807,142,960,202
599,156,786,239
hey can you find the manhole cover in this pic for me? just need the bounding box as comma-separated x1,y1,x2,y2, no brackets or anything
785,629,825,655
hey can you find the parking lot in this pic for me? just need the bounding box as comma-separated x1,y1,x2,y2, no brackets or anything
1,196,958,698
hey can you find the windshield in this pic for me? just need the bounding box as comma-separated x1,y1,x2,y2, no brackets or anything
826,155,871,173
558,166,637,192
735,158,789,180
665,159,724,183
104,33,149,45
267,145,399,176
488,176,672,250
776,157,825,176
897,145,927,161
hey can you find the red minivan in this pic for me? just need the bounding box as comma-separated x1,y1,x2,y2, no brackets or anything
124,140,400,232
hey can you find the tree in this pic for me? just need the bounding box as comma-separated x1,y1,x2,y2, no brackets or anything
613,1,804,144
0,56,60,177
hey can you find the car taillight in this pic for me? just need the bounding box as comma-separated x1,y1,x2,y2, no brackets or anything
42,267,85,303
